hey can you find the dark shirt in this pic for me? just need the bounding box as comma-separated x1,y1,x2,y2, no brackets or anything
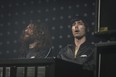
57,41,96,71
18,47,52,59
26,48,51,58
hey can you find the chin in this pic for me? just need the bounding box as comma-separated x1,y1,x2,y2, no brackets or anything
25,35,30,38
75,36,83,39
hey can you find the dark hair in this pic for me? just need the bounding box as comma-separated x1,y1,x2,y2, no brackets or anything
19,22,52,57
70,16,89,32
71,16,88,26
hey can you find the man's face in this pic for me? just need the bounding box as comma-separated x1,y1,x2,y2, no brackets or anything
71,20,86,39
24,24,34,38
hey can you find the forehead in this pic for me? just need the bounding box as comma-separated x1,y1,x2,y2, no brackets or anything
72,20,84,27
73,20,84,24
26,24,35,29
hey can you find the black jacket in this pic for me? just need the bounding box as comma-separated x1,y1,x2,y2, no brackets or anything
57,41,96,71
18,47,52,59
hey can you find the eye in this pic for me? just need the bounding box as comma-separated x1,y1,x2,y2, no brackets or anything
78,20,84,25
72,22,76,26
79,23,84,25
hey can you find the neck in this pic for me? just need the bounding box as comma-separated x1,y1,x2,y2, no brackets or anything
74,36,86,47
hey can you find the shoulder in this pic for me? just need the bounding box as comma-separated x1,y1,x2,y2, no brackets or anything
80,41,96,54
58,44,74,54
83,41,95,48
62,44,74,50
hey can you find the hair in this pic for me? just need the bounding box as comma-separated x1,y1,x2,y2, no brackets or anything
19,22,52,57
70,16,89,32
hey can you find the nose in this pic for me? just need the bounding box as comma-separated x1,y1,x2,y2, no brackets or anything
25,29,28,32
74,24,79,29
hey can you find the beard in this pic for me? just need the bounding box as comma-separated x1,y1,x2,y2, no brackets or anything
74,34,86,40
23,34,36,45
75,36,83,39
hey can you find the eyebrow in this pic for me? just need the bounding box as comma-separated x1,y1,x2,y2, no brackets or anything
75,20,84,23
72,21,84,25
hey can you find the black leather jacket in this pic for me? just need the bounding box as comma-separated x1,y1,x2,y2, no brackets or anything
57,41,96,71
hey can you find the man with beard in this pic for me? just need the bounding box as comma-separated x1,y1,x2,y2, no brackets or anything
57,18,96,72
18,23,52,59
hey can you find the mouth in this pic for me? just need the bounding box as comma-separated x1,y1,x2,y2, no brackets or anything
24,32,30,36
74,30,80,36
25,32,29,35
75,30,79,33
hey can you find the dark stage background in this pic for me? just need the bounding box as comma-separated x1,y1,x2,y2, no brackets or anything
0,0,104,58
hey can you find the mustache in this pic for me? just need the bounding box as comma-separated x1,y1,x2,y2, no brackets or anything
75,29,80,32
